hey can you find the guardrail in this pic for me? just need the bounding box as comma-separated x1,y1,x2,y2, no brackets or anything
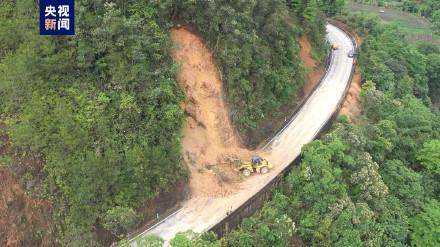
128,22,359,245
209,22,358,237
258,44,333,150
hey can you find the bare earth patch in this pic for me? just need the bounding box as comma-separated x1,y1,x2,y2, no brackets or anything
0,125,53,247
169,30,329,198
299,35,325,96
340,67,362,120
340,32,362,121
171,27,251,198
0,171,53,247
169,29,330,199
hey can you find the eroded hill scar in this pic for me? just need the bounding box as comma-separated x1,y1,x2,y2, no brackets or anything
170,27,251,198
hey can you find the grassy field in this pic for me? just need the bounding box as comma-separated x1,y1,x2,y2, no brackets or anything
349,2,440,46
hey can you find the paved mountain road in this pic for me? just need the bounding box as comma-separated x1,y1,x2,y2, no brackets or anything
130,23,355,246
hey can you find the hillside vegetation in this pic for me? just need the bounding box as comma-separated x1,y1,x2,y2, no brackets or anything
159,12,440,247
0,0,343,245
1,1,186,245
160,0,343,144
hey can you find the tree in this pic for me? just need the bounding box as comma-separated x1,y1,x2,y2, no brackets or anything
380,160,425,215
284,140,349,244
330,202,380,247
389,96,439,166
416,140,440,174
102,206,138,238
360,80,397,122
219,193,295,247
135,235,164,247
350,153,388,209
409,200,440,247
425,53,440,104
379,196,410,247
431,9,440,34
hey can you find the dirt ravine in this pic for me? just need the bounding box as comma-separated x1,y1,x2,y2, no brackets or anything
169,29,329,198
170,27,251,198
0,171,50,247
340,68,361,120
340,33,363,121
300,35,325,96
0,125,53,247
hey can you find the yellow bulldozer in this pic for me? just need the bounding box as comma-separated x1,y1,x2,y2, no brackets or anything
238,155,272,177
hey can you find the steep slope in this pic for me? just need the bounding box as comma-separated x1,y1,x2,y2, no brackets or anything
171,27,250,198
300,35,325,96
131,24,356,245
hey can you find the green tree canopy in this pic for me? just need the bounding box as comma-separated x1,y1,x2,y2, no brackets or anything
416,139,440,173
410,200,440,247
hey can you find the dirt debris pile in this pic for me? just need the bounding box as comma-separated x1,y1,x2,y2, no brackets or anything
170,28,332,198
340,69,362,120
171,27,252,198
299,35,325,96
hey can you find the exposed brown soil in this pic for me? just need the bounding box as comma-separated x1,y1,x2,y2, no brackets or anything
0,171,54,247
340,67,362,120
0,125,54,247
339,28,363,121
299,35,325,96
246,34,326,148
289,234,305,247
171,27,251,198
169,28,327,198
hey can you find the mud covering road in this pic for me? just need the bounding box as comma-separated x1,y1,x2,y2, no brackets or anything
130,24,355,245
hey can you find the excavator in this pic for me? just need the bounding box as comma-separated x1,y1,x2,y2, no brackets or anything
238,155,272,176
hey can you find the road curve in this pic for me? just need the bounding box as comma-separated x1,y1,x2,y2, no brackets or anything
130,24,355,245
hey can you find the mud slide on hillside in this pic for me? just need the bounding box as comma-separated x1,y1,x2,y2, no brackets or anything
0,125,53,247
300,35,325,96
0,171,52,247
169,29,330,198
340,34,363,121
170,27,252,198
247,34,326,147
340,68,361,120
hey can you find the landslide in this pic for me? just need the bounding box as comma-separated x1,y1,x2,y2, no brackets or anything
340,68,362,120
300,35,325,96
171,27,251,198
248,34,327,147
169,27,327,198
0,125,54,247
0,171,53,247
340,29,363,121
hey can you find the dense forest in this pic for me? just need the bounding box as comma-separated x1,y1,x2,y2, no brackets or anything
1,1,186,245
153,11,440,247
0,0,343,246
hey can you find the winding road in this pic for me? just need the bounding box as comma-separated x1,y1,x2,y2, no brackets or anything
130,23,356,245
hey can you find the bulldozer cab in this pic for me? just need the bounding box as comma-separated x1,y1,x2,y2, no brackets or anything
251,155,263,168
239,155,272,177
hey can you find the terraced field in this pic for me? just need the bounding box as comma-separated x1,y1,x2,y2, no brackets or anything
349,2,440,46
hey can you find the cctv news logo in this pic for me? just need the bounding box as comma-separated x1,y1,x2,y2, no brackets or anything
40,0,75,35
